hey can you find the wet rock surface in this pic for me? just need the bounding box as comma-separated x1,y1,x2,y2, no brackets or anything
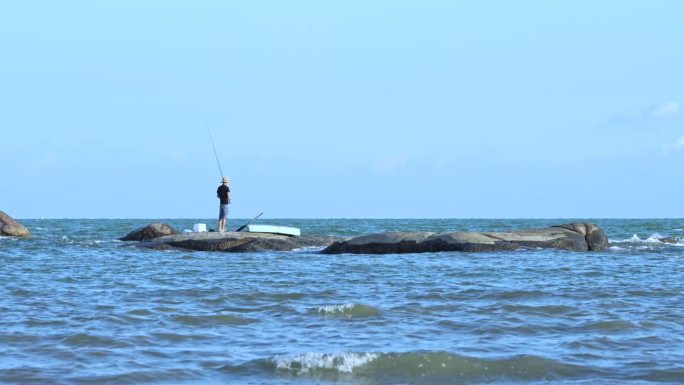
322,222,609,254
130,230,339,252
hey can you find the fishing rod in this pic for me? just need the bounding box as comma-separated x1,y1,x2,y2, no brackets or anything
206,120,224,178
236,212,264,232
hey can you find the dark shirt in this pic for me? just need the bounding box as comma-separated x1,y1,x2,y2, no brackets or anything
217,185,230,205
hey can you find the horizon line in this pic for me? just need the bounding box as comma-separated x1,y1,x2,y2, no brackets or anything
14,217,684,220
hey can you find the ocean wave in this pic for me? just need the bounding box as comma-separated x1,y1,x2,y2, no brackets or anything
500,304,577,316
272,352,379,374
56,236,124,247
266,351,603,381
611,233,683,246
579,320,637,332
64,368,201,385
173,314,257,326
619,233,664,244
314,303,381,318
292,245,326,253
61,332,132,348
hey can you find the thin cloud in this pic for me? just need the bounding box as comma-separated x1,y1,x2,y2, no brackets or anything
609,101,682,128
662,135,684,154
652,101,681,119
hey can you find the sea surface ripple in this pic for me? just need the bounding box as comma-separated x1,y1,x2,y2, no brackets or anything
1,218,683,384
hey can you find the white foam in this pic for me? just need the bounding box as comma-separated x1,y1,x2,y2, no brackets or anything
614,233,664,244
645,233,664,243
317,304,355,314
272,352,378,374
293,246,326,253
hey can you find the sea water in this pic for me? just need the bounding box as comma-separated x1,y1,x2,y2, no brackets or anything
1,219,683,385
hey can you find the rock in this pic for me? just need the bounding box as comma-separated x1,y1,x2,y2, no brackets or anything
659,236,681,245
0,210,30,237
120,222,179,242
137,231,340,252
322,222,609,254
552,223,608,250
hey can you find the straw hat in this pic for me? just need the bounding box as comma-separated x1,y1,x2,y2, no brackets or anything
222,177,229,184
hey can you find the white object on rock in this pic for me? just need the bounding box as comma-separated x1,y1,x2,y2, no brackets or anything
193,223,207,232
246,224,300,237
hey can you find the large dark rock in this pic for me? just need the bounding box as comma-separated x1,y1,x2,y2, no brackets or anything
0,210,30,237
120,222,179,242
137,232,339,252
322,222,609,254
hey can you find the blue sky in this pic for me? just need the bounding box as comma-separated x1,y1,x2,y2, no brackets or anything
1,0,682,218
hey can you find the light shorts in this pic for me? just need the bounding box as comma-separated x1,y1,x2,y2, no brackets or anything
219,204,229,220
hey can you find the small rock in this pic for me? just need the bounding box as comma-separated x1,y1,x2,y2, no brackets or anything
120,222,179,242
659,236,681,245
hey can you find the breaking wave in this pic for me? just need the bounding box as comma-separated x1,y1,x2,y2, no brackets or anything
271,352,379,374
314,303,381,317
257,351,610,382
611,233,683,247
292,245,326,253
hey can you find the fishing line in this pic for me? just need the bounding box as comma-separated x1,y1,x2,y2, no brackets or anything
206,120,224,178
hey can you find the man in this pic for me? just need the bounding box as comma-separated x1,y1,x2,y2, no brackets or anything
216,177,231,232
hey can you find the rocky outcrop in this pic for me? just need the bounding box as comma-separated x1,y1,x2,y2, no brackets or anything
0,210,30,237
121,222,609,254
120,222,179,242
137,231,339,252
322,223,609,254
